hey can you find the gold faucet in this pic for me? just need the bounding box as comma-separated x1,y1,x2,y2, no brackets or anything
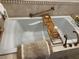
42,14,59,39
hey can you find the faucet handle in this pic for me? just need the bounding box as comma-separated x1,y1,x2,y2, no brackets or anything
29,13,33,17
51,7,55,10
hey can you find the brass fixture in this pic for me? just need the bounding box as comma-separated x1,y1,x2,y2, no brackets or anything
42,14,59,39
74,15,79,27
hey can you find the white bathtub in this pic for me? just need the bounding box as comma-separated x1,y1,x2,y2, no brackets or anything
0,16,79,54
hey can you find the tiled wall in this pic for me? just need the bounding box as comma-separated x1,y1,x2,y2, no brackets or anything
1,1,79,17
1,0,79,2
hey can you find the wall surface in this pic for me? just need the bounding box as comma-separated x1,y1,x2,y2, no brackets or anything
1,0,79,2
1,1,79,17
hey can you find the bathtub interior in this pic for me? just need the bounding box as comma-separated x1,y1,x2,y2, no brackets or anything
0,16,79,54
0,17,50,54
17,18,49,44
